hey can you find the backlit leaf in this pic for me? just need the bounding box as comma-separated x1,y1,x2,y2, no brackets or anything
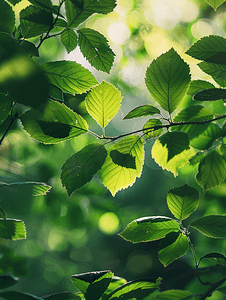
102,277,127,300
61,28,78,54
0,181,51,196
145,48,190,114
123,105,160,119
191,215,226,238
187,80,215,96
119,216,180,243
194,88,226,101
199,252,226,266
0,275,19,290
167,184,199,220
196,150,226,190
110,150,136,169
0,0,15,33
61,143,107,196
85,81,122,128
42,60,98,94
198,61,226,87
205,0,226,10
143,119,163,139
189,151,206,165
37,121,72,138
0,219,26,240
98,135,144,196
151,289,194,300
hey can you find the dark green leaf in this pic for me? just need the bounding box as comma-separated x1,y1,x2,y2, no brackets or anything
196,150,226,190
199,252,226,266
43,292,81,299
20,40,39,57
189,151,206,165
27,0,53,10
143,119,163,139
78,28,115,73
194,88,226,101
0,291,41,300
42,60,98,94
7,0,21,5
0,207,6,220
61,143,107,196
191,215,226,238
119,216,180,243
61,28,78,53
205,0,225,10
0,275,18,290
217,285,226,295
167,184,199,220
0,181,51,196
198,61,226,87
151,289,194,300
110,150,136,169
0,94,13,125
187,80,215,96
49,84,63,101
37,121,72,138
145,48,190,114
0,0,15,33
0,219,26,240
123,105,160,119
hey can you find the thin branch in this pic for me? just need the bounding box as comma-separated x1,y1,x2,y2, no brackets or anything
0,113,19,146
199,275,226,300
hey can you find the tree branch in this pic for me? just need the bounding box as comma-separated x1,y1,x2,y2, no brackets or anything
199,275,226,300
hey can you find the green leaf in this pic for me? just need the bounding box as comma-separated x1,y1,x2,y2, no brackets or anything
0,207,6,220
78,28,115,73
20,40,39,57
42,292,81,299
196,150,226,190
0,0,15,33
187,80,215,96
61,28,78,54
143,119,163,139
191,215,226,238
0,181,51,196
20,6,52,38
167,184,199,220
186,35,226,63
0,219,26,240
27,0,53,10
65,0,116,28
150,289,194,300
0,94,13,125
145,48,190,114
61,143,107,196
189,151,206,165
199,252,226,266
0,291,41,300
37,121,72,138
21,100,88,144
123,105,160,119
102,277,127,300
158,232,190,266
194,88,226,101
85,81,122,128
110,150,136,169
98,135,144,196
42,60,98,94
119,216,180,243
106,278,161,300
198,61,226,87
0,275,19,290
217,286,226,295
205,0,225,10
71,271,113,300
7,0,21,5
49,84,63,101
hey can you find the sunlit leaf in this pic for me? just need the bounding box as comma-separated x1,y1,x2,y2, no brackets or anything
145,48,190,114
189,151,206,165
0,0,15,33
102,277,127,300
166,184,199,220
191,215,226,238
61,143,107,196
205,0,226,10
0,94,13,125
0,291,41,300
78,28,115,73
159,232,189,267
65,0,116,28
119,216,180,243
123,105,160,119
21,100,88,144
110,150,136,169
196,150,226,190
0,181,51,196
98,135,144,196
187,80,215,96
150,289,194,300
85,81,122,129
199,252,226,266
42,292,81,299
42,60,98,94
0,219,26,240
143,119,163,139
0,275,19,290
20,40,39,57
61,28,78,54
198,61,226,87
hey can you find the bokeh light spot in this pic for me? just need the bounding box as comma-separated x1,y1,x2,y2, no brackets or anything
107,22,131,45
127,251,153,275
98,212,120,235
191,19,213,39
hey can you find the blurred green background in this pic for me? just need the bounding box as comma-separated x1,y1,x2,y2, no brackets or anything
1,0,226,298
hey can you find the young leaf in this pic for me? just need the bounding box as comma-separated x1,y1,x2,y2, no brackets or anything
198,61,226,87
42,292,81,299
123,105,160,119
119,216,180,243
0,94,13,125
199,252,226,266
42,61,98,94
191,215,226,238
0,0,15,33
0,219,26,240
98,135,144,196
61,28,78,54
105,278,161,300
187,80,215,96
150,289,194,300
0,182,51,196
205,0,225,10
166,184,199,220
85,81,122,129
0,275,19,290
110,150,136,169
61,143,107,196
27,0,53,10
196,150,226,190
71,271,113,300
145,48,190,114
158,232,190,266
21,100,88,144
0,291,41,300
78,28,115,73
65,0,116,28
143,119,163,139
193,88,226,101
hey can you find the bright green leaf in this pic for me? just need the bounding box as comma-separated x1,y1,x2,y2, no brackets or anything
0,219,26,240
189,151,206,165
0,291,41,300
61,143,107,196
61,28,78,54
119,216,180,243
150,289,194,300
205,0,226,10
145,48,190,114
85,81,122,128
0,181,51,196
102,277,127,300
199,252,226,266
191,215,226,238
98,135,144,196
187,80,215,96
42,292,81,299
42,60,98,94
78,28,115,73
196,150,226,190
123,105,160,119
0,94,13,125
0,275,19,290
198,61,226,87
167,184,199,220
0,0,15,33
143,119,163,139
158,232,190,266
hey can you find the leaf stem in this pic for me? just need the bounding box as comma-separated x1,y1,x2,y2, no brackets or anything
0,113,19,146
